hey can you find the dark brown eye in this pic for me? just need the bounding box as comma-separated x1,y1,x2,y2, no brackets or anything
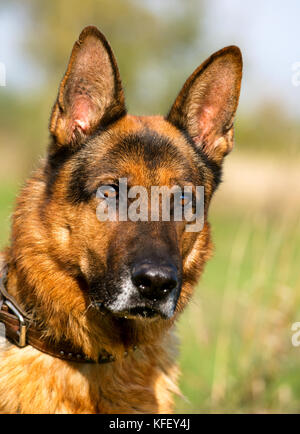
180,192,193,207
97,185,119,200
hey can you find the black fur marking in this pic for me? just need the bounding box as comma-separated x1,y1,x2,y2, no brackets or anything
199,151,223,192
67,158,93,204
98,105,127,131
164,118,222,192
44,143,79,198
111,129,184,170
67,129,194,204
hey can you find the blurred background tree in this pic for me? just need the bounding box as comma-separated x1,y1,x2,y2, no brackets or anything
25,0,203,113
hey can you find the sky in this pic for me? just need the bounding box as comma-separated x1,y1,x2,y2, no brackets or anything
0,0,299,117
0,4,44,90
203,0,300,117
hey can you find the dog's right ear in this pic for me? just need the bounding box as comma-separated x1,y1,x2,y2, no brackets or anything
49,26,126,149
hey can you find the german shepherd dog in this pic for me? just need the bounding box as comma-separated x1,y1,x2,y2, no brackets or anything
0,26,242,413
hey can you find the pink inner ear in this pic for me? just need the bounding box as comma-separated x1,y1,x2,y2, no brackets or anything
198,106,216,137
72,97,93,133
195,76,233,145
194,105,218,146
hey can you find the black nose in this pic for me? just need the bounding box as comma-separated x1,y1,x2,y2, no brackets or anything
131,262,178,301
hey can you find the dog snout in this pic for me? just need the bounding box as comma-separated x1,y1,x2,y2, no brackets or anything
131,262,178,301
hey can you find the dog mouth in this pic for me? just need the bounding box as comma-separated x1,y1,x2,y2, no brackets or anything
92,302,171,320
87,273,180,321
113,306,162,320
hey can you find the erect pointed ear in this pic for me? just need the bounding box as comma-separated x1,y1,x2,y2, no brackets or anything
49,26,126,148
167,46,242,164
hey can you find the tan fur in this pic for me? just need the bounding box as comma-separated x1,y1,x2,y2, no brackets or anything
0,27,242,414
0,331,180,414
0,116,212,414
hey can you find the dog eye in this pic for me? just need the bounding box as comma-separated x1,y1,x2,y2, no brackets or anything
97,185,119,200
180,192,193,206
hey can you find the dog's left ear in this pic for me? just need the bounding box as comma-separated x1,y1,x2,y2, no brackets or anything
50,26,126,149
167,46,242,164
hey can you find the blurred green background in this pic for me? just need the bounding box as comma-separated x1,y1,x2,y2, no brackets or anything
0,0,300,413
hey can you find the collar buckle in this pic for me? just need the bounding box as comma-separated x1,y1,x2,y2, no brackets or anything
3,299,27,347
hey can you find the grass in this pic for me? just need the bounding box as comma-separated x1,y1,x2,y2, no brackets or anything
0,184,300,413
176,210,300,413
0,182,19,248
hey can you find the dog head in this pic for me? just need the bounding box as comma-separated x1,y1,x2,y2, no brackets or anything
17,27,241,341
